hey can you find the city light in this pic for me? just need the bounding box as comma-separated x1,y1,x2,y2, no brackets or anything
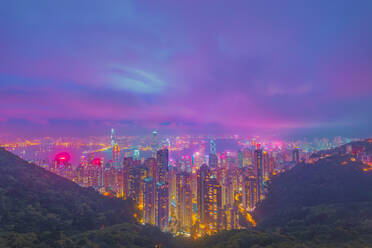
1,132,363,238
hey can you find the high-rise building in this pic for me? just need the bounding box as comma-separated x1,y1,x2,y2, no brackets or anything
156,149,169,184
51,152,73,180
254,147,264,201
238,150,243,168
133,148,140,161
292,148,300,164
206,176,222,233
176,172,192,233
110,128,117,147
208,153,218,169
143,177,155,225
197,164,209,226
263,151,270,181
242,176,258,211
152,131,158,158
155,181,169,231
144,157,157,179
210,139,217,155
123,157,134,199
112,144,120,169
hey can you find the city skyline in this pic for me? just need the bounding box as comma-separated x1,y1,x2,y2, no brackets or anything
1,0,372,138
3,129,368,238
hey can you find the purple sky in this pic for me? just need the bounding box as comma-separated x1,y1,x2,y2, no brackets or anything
1,0,372,138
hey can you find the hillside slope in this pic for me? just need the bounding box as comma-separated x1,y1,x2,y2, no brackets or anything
0,148,166,247
198,141,372,248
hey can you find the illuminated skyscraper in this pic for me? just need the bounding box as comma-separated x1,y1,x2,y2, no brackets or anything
144,157,157,179
154,148,169,232
206,176,222,233
133,148,140,161
155,181,169,231
254,147,264,201
208,139,218,169
112,144,120,169
143,177,155,225
51,152,73,180
152,131,158,158
156,148,169,184
85,157,103,188
242,176,258,211
238,150,243,168
208,154,218,169
197,164,210,226
210,139,217,155
123,157,134,199
176,172,192,233
293,148,300,164
263,151,270,181
110,128,117,147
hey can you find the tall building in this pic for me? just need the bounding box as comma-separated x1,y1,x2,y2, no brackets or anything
152,131,158,158
263,151,270,181
144,157,157,179
238,150,243,168
84,157,103,188
197,164,210,226
112,144,120,169
242,176,258,211
208,153,218,169
206,176,222,233
110,128,117,147
133,148,140,161
155,181,169,231
254,147,264,201
210,139,217,155
51,152,73,180
143,177,155,225
154,148,169,232
292,148,300,164
123,157,134,199
156,149,169,184
176,172,192,233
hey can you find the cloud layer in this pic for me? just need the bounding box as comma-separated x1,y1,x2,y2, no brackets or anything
0,0,372,138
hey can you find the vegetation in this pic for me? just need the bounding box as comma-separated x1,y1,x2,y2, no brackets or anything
0,148,172,247
200,141,372,248
1,140,372,247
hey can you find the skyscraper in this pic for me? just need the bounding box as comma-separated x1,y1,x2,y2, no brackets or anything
110,128,117,147
209,139,218,169
144,157,157,179
143,177,155,225
206,176,222,233
152,131,158,158
210,139,217,155
242,176,258,211
254,147,264,201
293,148,300,164
112,144,120,169
51,152,73,180
155,181,169,231
176,172,192,233
156,148,169,184
208,153,218,169
154,148,169,232
197,164,210,226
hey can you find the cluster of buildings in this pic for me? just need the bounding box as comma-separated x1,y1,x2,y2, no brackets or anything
45,132,303,238
8,131,361,237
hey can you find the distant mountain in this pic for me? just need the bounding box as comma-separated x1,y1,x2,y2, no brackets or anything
0,148,173,247
198,140,372,248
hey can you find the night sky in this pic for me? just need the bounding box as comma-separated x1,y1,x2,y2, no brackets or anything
1,1,372,138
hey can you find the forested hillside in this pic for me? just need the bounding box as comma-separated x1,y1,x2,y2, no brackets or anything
198,141,372,248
